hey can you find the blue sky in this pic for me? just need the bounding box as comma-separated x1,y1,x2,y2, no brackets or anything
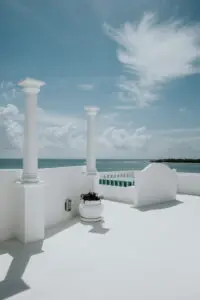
0,0,200,158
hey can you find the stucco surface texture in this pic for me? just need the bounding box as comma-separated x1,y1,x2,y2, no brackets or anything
0,194,200,300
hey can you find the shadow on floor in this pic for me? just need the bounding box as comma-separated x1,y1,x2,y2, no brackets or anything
0,239,43,300
0,217,80,300
133,199,183,212
45,216,80,239
0,216,109,299
80,220,110,235
89,221,110,234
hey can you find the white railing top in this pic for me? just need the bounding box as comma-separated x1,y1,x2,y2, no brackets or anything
99,170,135,179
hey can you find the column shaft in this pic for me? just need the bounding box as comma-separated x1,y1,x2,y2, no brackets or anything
86,114,96,174
22,92,38,183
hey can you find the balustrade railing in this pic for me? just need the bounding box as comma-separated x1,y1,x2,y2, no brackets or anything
99,170,135,179
99,170,135,187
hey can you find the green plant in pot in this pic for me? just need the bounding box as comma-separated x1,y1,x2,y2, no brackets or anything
79,191,104,222
80,192,103,203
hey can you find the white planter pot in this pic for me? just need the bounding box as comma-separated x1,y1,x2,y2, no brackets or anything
79,200,103,222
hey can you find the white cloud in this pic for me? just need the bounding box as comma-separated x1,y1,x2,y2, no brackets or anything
0,104,24,152
0,101,84,157
150,127,200,135
3,119,23,150
77,84,94,91
0,103,151,158
0,81,17,103
1,102,200,159
98,126,151,151
104,12,200,107
0,104,19,117
147,135,200,159
37,107,84,128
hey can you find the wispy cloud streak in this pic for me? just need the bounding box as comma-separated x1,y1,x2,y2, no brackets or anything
104,12,200,107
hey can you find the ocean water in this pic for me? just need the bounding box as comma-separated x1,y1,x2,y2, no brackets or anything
0,158,200,173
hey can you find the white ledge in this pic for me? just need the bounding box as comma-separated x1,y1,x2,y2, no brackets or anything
18,77,45,88
84,106,100,115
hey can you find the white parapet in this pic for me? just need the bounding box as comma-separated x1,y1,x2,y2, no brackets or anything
14,181,45,243
134,163,177,207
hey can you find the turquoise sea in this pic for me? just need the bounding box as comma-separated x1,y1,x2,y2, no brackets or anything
0,159,200,173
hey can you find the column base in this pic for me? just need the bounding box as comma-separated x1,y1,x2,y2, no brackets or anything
80,216,103,223
21,172,39,184
14,181,45,244
87,170,97,176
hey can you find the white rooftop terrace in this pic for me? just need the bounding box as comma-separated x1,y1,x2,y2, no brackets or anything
1,194,200,300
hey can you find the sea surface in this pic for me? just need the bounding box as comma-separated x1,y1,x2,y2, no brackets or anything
0,159,200,173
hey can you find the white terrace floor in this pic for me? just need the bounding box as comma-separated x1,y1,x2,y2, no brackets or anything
1,194,200,300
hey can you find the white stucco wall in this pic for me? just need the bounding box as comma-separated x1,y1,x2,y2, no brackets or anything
0,166,86,242
177,172,200,195
134,171,200,197
1,166,200,242
40,166,86,228
0,169,21,241
134,163,177,207
98,185,136,204
98,171,200,202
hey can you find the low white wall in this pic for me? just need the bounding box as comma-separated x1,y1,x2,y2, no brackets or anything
98,184,136,204
40,166,86,228
134,171,200,196
0,166,86,242
134,163,177,207
1,166,200,241
98,169,200,204
0,169,21,241
177,172,200,195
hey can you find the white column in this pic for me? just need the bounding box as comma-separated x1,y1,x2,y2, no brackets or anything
18,78,45,183
14,77,45,244
84,106,99,175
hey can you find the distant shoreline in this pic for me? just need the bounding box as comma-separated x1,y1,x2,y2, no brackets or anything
150,159,200,163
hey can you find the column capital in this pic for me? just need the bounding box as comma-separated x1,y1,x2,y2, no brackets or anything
84,106,100,116
18,77,45,95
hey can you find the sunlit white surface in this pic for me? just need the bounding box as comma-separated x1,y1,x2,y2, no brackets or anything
0,194,200,299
